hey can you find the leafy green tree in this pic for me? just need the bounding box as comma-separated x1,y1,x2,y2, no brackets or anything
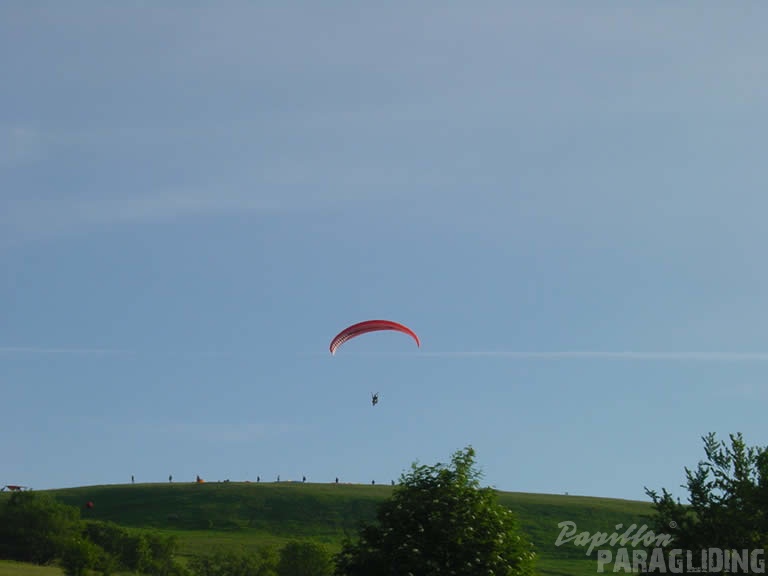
92,548,120,576
189,547,278,576
82,521,127,574
82,520,184,575
278,540,333,576
143,531,183,576
123,532,152,573
60,537,101,576
645,432,768,572
0,491,83,564
334,446,537,576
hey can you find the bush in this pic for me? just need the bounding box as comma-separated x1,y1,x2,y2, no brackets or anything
60,537,101,576
0,491,83,564
278,541,333,576
335,446,537,576
189,547,278,576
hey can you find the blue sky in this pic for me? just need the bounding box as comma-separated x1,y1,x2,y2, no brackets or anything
2,2,768,503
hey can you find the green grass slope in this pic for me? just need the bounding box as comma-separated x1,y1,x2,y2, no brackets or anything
4,483,656,575
0,482,652,576
49,482,392,541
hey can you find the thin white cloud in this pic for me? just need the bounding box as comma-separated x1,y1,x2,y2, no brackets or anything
337,350,768,362
0,346,133,355
421,351,768,361
0,124,87,170
1,187,341,244
10,347,764,363
72,189,290,225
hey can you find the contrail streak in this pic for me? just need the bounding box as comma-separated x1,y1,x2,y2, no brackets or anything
326,350,768,362
6,347,768,363
0,346,133,355
415,350,768,361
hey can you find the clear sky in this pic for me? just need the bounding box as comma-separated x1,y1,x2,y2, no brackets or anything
2,2,767,502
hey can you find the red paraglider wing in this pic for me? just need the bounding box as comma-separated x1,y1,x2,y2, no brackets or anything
329,320,420,355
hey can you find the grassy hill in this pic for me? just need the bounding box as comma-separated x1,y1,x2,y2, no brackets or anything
3,482,656,575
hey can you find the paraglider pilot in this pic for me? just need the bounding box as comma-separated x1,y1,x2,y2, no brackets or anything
371,392,379,406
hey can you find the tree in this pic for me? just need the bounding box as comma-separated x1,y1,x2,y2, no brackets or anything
142,531,183,576
60,537,101,576
278,541,332,576
189,547,278,576
0,491,83,564
645,432,768,571
334,446,537,576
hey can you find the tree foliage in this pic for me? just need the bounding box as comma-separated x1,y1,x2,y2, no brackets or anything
334,446,536,576
0,492,186,575
645,432,768,570
0,491,82,564
188,541,334,576
59,537,103,576
188,547,278,576
79,520,184,575
278,540,333,576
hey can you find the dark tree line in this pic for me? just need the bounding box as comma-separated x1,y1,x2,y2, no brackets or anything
0,490,184,575
0,490,334,576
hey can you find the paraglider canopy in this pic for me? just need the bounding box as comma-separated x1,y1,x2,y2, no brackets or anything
329,320,420,355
